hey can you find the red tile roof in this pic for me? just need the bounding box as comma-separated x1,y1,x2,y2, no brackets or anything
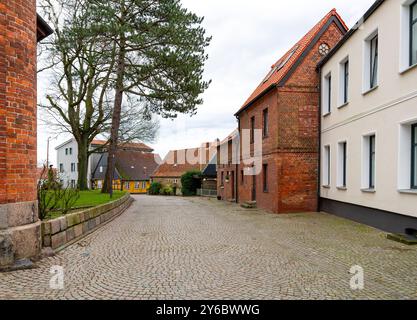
151,144,217,178
235,9,348,115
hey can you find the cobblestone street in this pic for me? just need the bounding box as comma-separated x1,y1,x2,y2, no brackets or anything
0,195,416,300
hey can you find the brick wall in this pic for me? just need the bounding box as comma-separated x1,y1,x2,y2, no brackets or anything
233,20,345,214
0,0,37,205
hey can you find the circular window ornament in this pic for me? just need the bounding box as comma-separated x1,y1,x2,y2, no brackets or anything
319,43,330,56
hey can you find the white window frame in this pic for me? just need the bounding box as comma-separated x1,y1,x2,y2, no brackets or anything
400,0,417,72
398,117,417,190
322,72,332,115
338,56,349,107
337,140,348,189
363,29,379,93
323,145,331,187
361,132,377,191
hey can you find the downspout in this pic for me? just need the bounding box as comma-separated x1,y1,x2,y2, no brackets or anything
235,115,241,204
317,67,323,213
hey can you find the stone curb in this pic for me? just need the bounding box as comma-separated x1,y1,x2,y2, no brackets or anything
42,194,133,251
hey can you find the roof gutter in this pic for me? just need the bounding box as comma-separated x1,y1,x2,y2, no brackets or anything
234,84,276,117
37,14,53,42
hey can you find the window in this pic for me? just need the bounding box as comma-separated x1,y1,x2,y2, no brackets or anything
221,171,224,186
135,182,140,189
263,164,268,192
69,148,73,155
59,163,64,173
263,108,269,138
369,135,376,189
323,146,331,186
99,166,103,173
412,123,417,189
124,182,130,190
71,163,76,172
370,35,378,89
241,170,244,184
65,148,68,155
71,180,76,189
250,116,255,144
362,134,376,190
411,0,417,66
337,142,347,188
142,181,147,190
323,73,332,114
340,59,349,105
364,32,378,91
399,121,417,190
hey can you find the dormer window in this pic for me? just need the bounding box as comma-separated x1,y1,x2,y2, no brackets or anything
262,46,298,83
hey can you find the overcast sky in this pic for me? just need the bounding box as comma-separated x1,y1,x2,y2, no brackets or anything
37,0,376,166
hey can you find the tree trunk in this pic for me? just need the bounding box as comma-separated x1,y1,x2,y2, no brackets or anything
102,40,126,194
77,137,90,190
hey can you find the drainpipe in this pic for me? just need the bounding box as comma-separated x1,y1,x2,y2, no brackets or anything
235,115,241,204
317,67,323,213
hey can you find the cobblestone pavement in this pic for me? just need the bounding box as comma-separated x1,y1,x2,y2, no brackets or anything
1,195,417,300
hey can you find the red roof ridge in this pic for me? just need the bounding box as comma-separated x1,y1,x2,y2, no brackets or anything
235,8,348,116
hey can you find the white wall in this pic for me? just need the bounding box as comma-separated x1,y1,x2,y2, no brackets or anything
56,139,92,188
321,0,417,218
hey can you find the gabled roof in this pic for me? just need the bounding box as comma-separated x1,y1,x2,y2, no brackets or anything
235,9,348,116
91,140,154,153
91,150,161,181
151,144,216,178
317,0,385,69
115,151,160,181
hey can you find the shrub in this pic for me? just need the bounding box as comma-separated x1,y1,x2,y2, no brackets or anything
59,188,80,215
37,165,80,219
160,184,174,196
148,182,162,195
181,170,202,196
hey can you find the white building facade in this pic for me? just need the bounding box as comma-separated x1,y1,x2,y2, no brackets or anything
319,0,417,234
55,138,93,189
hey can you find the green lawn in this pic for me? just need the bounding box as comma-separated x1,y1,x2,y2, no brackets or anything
46,190,127,220
73,190,126,208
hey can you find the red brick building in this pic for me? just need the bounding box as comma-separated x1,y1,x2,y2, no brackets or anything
0,1,52,267
217,130,239,202
219,9,348,214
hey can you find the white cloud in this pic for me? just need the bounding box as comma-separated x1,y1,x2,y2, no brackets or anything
38,0,376,165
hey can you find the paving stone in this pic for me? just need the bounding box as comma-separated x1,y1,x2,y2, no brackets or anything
0,195,416,300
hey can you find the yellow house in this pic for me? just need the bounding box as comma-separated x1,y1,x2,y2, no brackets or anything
91,144,160,194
